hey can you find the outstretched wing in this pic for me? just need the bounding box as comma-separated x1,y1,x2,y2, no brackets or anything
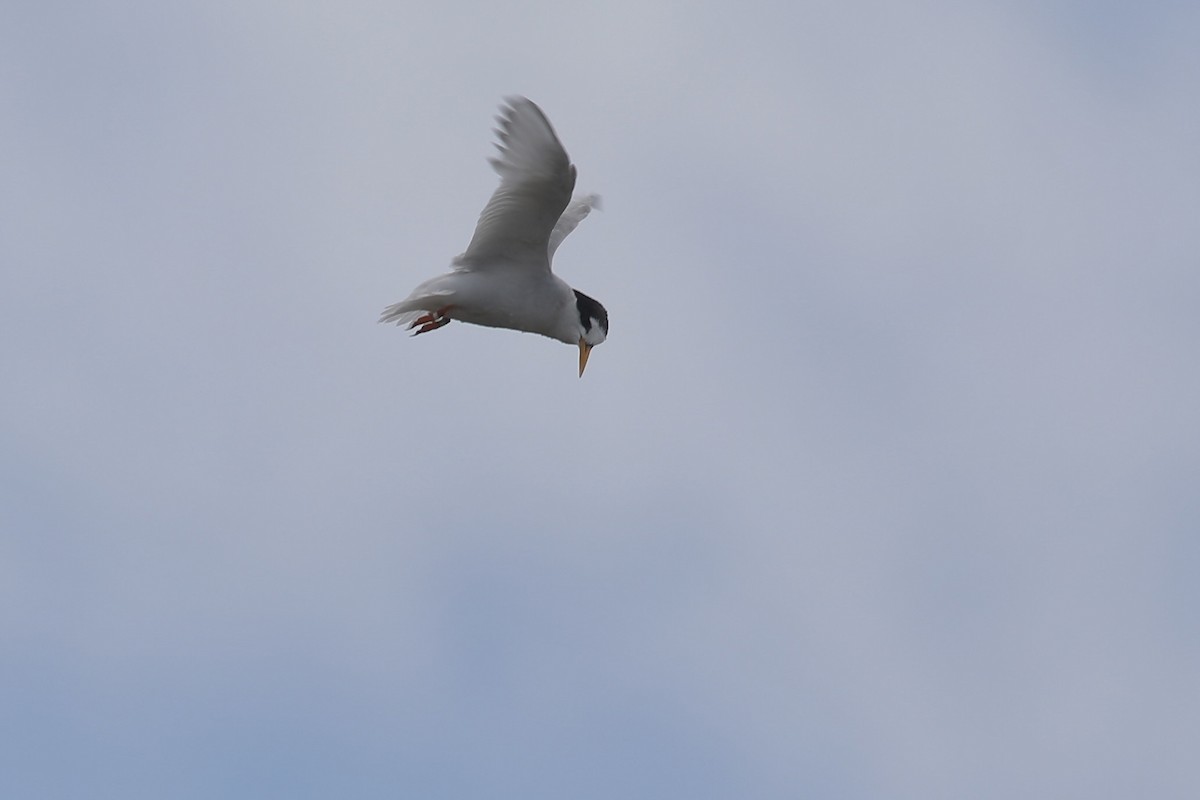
548,193,601,262
457,97,576,272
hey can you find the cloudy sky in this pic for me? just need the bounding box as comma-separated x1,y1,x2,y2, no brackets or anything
3,1,1198,797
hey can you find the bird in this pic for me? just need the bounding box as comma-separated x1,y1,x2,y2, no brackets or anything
379,96,609,377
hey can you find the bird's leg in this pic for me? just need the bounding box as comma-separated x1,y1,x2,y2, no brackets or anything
409,305,455,336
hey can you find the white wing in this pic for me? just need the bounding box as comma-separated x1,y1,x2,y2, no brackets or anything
456,97,576,272
548,193,601,261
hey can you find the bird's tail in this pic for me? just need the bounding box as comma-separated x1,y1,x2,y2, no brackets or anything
378,300,425,328
378,281,456,329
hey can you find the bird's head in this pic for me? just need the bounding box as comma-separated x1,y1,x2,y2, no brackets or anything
573,290,608,377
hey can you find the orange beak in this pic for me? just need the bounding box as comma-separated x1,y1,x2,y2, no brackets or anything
578,340,593,377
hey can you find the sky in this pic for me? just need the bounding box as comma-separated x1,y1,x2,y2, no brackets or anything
2,1,1199,797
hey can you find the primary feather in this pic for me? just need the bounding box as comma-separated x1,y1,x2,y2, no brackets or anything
457,97,577,269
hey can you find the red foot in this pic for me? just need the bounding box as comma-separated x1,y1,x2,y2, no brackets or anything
409,305,454,336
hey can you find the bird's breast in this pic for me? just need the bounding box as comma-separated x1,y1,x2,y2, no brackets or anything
448,270,568,337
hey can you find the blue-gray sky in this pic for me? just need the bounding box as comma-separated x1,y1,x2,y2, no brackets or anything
3,1,1199,797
